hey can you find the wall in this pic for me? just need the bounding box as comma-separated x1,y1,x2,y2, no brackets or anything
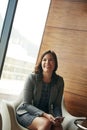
37,0,87,117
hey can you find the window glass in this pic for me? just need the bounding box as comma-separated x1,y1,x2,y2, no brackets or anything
0,0,8,36
0,0,50,98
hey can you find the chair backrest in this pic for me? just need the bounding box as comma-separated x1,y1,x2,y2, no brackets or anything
13,90,23,110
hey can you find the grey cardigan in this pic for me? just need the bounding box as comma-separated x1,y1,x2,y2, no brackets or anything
16,73,64,117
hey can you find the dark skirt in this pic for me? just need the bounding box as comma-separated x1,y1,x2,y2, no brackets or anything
16,113,38,128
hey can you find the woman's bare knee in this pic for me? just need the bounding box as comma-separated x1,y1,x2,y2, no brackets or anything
28,117,52,130
39,118,51,130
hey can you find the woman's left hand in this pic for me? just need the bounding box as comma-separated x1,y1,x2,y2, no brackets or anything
54,117,64,126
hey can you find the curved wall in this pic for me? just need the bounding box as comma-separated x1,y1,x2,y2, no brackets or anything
37,0,87,117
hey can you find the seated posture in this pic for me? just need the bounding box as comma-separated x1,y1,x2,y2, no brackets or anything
16,50,64,130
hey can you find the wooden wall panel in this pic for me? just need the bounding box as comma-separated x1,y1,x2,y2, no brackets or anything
47,0,87,30
37,0,87,117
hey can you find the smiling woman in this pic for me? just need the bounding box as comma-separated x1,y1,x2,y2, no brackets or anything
0,0,51,100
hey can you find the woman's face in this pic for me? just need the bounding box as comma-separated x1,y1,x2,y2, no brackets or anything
41,53,55,73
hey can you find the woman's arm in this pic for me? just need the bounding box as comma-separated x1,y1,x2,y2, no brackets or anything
23,73,45,116
53,77,64,117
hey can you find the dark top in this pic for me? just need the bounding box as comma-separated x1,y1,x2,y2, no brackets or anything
38,82,51,113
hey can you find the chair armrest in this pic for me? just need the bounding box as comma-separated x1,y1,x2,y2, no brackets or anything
1,100,27,130
1,100,11,130
61,98,86,130
74,118,87,130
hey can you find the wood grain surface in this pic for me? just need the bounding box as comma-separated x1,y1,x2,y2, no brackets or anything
37,0,87,117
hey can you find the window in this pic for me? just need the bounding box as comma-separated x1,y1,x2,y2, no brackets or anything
0,0,50,99
0,0,8,36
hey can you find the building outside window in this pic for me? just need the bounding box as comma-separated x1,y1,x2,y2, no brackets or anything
0,0,50,99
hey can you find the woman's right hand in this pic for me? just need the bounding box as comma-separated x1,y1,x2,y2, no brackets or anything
43,113,55,124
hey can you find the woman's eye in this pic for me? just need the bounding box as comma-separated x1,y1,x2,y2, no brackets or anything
42,58,54,62
50,59,54,61
42,59,46,61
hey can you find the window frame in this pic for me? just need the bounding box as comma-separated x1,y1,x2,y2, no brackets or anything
0,0,18,77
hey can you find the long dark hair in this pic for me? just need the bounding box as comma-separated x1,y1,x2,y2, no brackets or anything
34,50,58,74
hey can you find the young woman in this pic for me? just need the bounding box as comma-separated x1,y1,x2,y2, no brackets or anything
16,50,64,130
